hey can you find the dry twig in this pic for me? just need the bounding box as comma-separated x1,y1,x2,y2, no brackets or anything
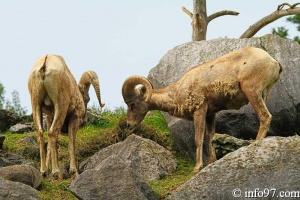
277,2,300,10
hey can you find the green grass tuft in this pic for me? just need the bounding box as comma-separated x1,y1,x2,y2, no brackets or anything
39,179,76,200
2,107,193,199
148,157,194,199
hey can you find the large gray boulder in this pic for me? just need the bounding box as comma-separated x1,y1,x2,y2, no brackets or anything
0,151,34,167
0,109,21,133
72,134,177,200
80,134,177,181
148,34,300,158
0,165,43,189
0,177,41,200
212,133,253,159
70,155,158,200
17,136,40,160
9,123,32,133
170,136,300,200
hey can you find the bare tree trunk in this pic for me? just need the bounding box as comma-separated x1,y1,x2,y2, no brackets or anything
192,0,207,41
182,0,239,41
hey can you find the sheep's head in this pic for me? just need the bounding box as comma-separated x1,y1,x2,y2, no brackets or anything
122,75,153,129
78,71,105,122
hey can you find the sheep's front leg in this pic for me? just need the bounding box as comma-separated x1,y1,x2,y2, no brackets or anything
193,104,208,173
204,114,216,165
241,83,272,140
32,105,47,175
68,116,79,176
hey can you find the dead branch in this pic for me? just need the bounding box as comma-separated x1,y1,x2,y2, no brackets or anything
207,10,239,23
182,6,206,40
240,6,300,38
182,6,193,18
277,2,300,10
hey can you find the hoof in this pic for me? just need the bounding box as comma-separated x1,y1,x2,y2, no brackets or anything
192,165,204,174
69,164,79,177
40,171,47,178
49,171,62,180
192,168,199,174
69,169,79,177
208,157,217,165
40,170,50,178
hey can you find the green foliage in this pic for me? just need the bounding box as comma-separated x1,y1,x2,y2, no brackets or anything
272,14,300,44
0,82,28,115
293,35,300,44
2,132,28,152
148,157,194,199
287,14,300,32
99,106,127,128
0,82,5,109
144,110,170,133
5,90,27,116
272,27,288,38
111,114,172,149
39,179,76,200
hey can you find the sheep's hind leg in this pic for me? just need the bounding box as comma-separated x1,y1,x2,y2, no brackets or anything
32,104,47,175
204,114,216,166
68,115,79,176
45,142,51,175
192,104,208,173
45,115,52,175
242,86,272,140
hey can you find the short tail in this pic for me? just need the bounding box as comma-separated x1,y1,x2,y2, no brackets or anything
277,62,283,81
39,55,48,80
278,62,283,74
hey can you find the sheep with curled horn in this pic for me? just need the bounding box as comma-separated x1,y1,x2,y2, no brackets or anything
28,54,105,178
122,46,282,173
78,70,105,125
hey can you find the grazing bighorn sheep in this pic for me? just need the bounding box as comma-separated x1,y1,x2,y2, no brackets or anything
28,55,105,178
122,47,282,173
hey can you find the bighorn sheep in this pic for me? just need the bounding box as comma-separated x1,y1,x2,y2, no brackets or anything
28,55,105,178
122,47,282,173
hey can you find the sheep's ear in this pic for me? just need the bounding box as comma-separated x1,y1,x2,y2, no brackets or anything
138,86,149,100
140,86,147,94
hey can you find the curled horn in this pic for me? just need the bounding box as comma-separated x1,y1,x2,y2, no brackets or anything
122,75,153,103
79,71,105,107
